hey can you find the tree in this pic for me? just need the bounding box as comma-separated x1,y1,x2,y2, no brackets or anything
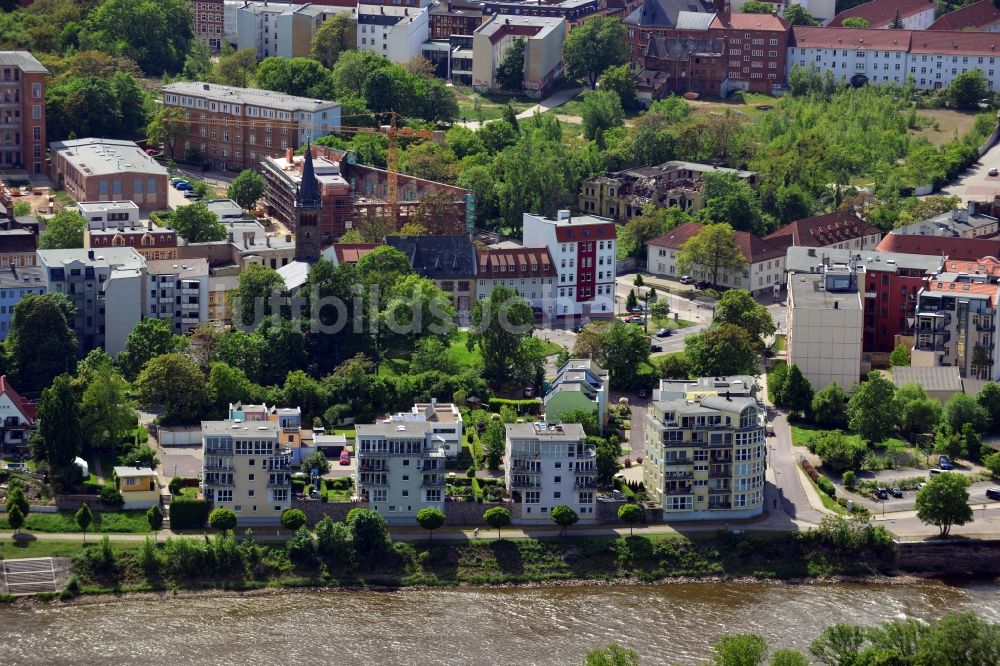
81,359,137,458
847,371,898,444
984,451,1000,478
659,352,692,380
482,420,506,470
39,208,85,249
946,70,989,110
782,365,814,417
146,504,163,537
625,289,638,312
73,502,93,542
900,398,942,444
135,353,208,425
310,13,357,68
889,343,911,367
617,503,643,536
301,450,331,476
811,383,848,428
83,0,194,75
551,504,579,536
316,515,353,561
598,64,639,112
7,505,24,535
584,643,640,666
169,201,226,243
496,38,526,90
782,5,819,26
37,374,83,489
580,89,624,141
811,431,866,473
740,0,775,12
915,472,972,535
976,382,1000,433
416,507,446,540
5,486,29,518
209,507,238,536
346,507,391,560
46,74,150,142
841,17,870,28
676,223,747,289
768,650,809,666
601,320,651,390
685,324,759,377
557,408,601,437
712,633,768,666
255,56,336,100
146,105,189,162
213,48,258,88
562,16,629,88
700,174,767,236
411,190,464,235
713,289,776,343
934,421,965,461
280,508,308,532
7,292,77,392
774,184,814,226
468,286,535,383
483,506,511,539
943,393,989,438
233,264,286,329
915,612,1000,665
227,169,266,211
118,318,185,380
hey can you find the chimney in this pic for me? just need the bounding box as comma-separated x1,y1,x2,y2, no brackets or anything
87,250,94,260
968,201,977,216
286,147,293,163
228,232,234,243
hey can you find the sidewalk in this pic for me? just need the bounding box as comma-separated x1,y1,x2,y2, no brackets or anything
457,88,582,130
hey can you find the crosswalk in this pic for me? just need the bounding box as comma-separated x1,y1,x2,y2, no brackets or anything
2,557,57,595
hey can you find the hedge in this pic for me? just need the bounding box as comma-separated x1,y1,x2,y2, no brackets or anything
489,398,542,415
169,497,211,530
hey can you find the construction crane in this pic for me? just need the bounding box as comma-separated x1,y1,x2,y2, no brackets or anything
159,110,439,222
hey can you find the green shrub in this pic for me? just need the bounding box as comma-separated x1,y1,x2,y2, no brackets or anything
488,398,541,414
842,470,857,490
99,484,124,507
325,477,353,491
292,478,306,493
60,575,81,600
816,476,836,498
169,497,211,530
168,476,183,495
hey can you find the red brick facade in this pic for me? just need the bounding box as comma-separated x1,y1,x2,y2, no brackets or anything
0,52,46,176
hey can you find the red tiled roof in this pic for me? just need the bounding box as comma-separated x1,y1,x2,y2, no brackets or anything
710,12,789,31
648,221,789,263
764,211,881,247
0,375,36,422
910,31,1000,55
928,0,1000,31
925,280,999,301
553,223,617,243
875,233,1000,260
943,256,1000,276
477,247,556,278
333,243,380,265
830,0,935,28
789,26,911,50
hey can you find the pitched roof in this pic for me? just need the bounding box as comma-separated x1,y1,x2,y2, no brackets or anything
924,279,999,300
0,51,47,73
385,235,477,278
910,31,1000,55
789,26,911,50
477,246,555,278
875,234,1000,261
0,375,36,422
646,35,725,59
941,256,1000,277
928,0,1000,31
710,11,790,31
333,243,380,265
624,0,713,27
648,222,789,264
830,0,935,28
891,365,963,393
764,211,881,247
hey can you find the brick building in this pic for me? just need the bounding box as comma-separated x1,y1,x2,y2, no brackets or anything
637,34,727,100
194,0,226,51
429,0,485,39
80,201,179,261
0,51,47,176
49,139,170,211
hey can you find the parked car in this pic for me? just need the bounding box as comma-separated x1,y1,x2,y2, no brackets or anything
627,305,646,313
873,487,889,500
650,344,662,352
890,486,903,498
679,275,693,284
637,388,648,399
523,386,535,398
175,181,193,191
339,450,351,465
624,315,645,324
938,455,953,470
572,323,585,333
929,468,944,476
654,327,673,337
183,191,203,199
170,177,183,186
695,280,712,290
990,168,998,177
986,488,1000,501
916,483,925,492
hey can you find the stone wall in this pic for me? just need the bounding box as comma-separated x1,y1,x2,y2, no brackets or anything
596,499,661,525
894,539,1000,575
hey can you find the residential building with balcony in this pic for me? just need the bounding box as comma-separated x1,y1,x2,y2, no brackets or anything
0,264,46,340
383,400,464,459
202,419,293,525
643,379,766,521
0,375,36,457
49,139,169,211
228,402,316,464
0,51,47,176
504,422,596,524
112,466,159,510
144,259,210,335
544,358,609,433
354,421,448,523
476,246,556,315
81,201,179,261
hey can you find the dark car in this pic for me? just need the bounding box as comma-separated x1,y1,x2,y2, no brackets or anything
654,327,673,338
695,280,712,290
650,344,662,352
572,323,585,333
938,455,953,470
627,304,646,313
637,388,648,399
890,486,903,498
873,487,889,500
987,488,1000,501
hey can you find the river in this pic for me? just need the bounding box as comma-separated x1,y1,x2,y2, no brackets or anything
2,580,1000,665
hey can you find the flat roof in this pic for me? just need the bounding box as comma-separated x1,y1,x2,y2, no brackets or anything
790,271,863,309
37,247,146,270
202,420,280,437
50,138,168,179
146,258,209,277
505,422,586,439
78,200,140,213
163,82,341,114
356,422,434,437
785,246,944,274
475,14,565,40
113,466,156,478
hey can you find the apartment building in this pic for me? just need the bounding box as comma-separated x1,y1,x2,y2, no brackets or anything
195,0,226,50
929,0,1000,32
0,265,46,340
522,211,617,318
49,139,169,211
647,222,788,297
354,421,447,523
0,375,37,457
160,82,342,171
177,218,297,270
145,259,210,335
890,202,999,241
643,375,765,520
37,247,145,354
386,235,478,315
228,402,318,465
80,201,179,261
384,400,464,459
0,51,46,176
543,358,609,433
829,0,935,30
429,0,484,39
579,161,757,222
236,1,286,58
472,15,566,98
476,246,556,315
358,0,431,63
202,419,293,525
504,422,596,524
0,229,37,268
763,211,882,252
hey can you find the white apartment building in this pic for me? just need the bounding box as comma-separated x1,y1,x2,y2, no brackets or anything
644,376,766,521
358,1,431,63
789,26,1000,90
829,0,936,30
77,200,141,226
236,1,284,59
145,258,210,335
476,246,556,315
202,419,293,525
472,15,566,98
505,422,597,524
355,421,447,523
236,2,357,59
522,211,616,319
384,400,464,459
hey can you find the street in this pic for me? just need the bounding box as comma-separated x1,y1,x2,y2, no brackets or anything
938,137,1000,203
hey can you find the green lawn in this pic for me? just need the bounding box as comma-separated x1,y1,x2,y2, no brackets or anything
0,511,152,533
771,334,786,354
330,427,356,440
454,88,536,123
651,317,695,330
179,487,199,499
790,424,908,452
0,538,145,560
537,339,564,356
324,490,353,502
448,332,482,367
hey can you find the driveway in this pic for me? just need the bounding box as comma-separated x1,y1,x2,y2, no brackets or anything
158,445,203,484
938,139,1000,202
767,409,827,524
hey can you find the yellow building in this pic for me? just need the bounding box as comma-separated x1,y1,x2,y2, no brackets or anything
113,466,160,509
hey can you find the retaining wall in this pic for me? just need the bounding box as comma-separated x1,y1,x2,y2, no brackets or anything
895,538,1000,574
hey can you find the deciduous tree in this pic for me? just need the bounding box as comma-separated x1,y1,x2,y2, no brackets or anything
135,353,208,425
280,508,308,531
310,13,357,68
483,506,511,539
75,502,93,541
713,289,776,343
915,471,973,535
39,209,85,249
685,323,759,377
496,38,525,91
37,374,83,489
811,383,848,428
551,504,579,536
468,286,535,384
782,365,814,417
847,371,898,444
580,89,624,141
7,292,76,392
81,359,137,458
146,106,190,162
233,264,286,329
209,507,238,536
118,318,186,380
598,64,639,111
562,16,628,89
416,507,446,540
168,201,226,243
83,0,194,75
617,503,643,536
676,223,747,289
227,169,266,211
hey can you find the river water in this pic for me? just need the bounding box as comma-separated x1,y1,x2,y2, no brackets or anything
2,580,1000,665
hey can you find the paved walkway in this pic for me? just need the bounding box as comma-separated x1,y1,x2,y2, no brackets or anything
457,88,583,130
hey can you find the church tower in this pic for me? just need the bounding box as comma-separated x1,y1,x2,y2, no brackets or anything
294,142,322,262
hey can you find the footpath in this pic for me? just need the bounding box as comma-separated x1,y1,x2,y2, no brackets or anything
457,87,582,130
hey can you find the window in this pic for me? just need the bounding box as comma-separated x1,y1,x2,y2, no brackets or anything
525,491,540,504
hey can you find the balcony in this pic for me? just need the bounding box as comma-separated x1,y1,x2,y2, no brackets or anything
709,455,732,464
159,296,174,304
203,479,234,487
509,476,542,490
663,485,693,495
708,502,733,510
574,479,596,489
422,475,445,488
181,287,200,295
709,486,731,494
664,470,693,480
202,462,234,471
359,462,387,472
267,478,290,488
709,465,731,478
359,474,389,486
977,323,996,332
509,460,541,472
664,458,692,466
